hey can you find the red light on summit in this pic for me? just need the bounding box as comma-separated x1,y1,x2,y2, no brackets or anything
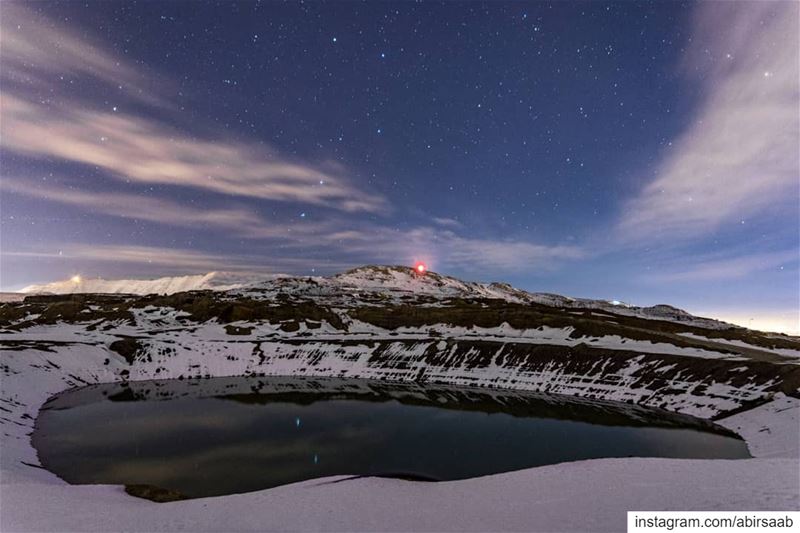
413,262,427,275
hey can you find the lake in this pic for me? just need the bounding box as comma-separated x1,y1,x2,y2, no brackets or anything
33,376,750,499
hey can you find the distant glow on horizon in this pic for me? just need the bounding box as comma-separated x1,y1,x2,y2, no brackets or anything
70,275,82,284
696,310,800,336
414,262,427,275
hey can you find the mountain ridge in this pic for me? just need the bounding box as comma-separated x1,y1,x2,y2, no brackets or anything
15,265,735,332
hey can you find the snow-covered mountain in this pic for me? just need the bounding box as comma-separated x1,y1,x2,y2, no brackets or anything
18,271,281,296
15,265,733,331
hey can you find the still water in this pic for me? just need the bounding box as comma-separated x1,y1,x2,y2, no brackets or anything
33,377,749,499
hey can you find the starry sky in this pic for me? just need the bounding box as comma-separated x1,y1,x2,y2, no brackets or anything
1,1,798,333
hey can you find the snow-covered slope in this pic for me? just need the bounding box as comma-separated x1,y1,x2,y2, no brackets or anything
21,272,218,295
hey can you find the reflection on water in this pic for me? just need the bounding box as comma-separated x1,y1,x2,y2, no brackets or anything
33,376,749,499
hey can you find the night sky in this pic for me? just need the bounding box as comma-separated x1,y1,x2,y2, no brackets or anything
1,1,798,333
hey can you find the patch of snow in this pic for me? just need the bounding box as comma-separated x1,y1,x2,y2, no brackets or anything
718,394,800,458
680,332,800,360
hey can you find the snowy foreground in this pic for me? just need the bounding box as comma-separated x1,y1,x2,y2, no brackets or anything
1,267,799,531
1,346,797,532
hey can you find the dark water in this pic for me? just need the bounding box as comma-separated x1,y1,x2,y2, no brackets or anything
33,377,749,499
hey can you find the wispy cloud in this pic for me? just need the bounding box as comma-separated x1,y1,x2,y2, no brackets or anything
0,3,163,105
2,245,238,272
431,217,463,229
0,5,385,213
0,94,386,213
295,226,585,273
2,176,583,273
643,249,797,283
6,246,340,283
1,177,268,234
0,176,347,242
2,225,584,279
403,228,585,273
617,2,799,242
63,245,238,270
2,245,353,279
